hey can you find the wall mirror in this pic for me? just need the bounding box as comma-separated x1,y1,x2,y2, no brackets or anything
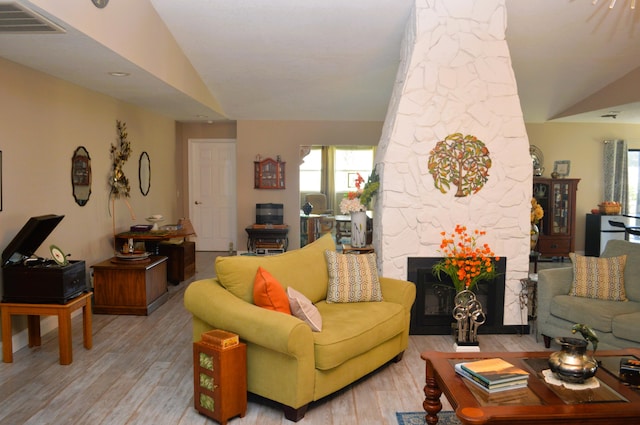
139,151,150,196
71,146,91,206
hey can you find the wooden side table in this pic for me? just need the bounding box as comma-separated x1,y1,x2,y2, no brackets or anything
193,340,247,424
1,292,93,365
91,256,168,315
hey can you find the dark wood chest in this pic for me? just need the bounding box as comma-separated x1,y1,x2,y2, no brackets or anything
2,260,86,304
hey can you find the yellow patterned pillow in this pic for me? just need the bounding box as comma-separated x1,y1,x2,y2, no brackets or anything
324,250,383,303
568,253,627,301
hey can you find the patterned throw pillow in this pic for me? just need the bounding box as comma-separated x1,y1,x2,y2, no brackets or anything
568,253,628,301
324,250,383,303
253,267,292,314
287,287,322,331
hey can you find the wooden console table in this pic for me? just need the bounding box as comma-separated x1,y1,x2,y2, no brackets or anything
1,292,93,365
91,256,168,316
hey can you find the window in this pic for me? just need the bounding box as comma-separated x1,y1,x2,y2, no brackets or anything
629,150,640,216
334,147,375,192
299,147,322,192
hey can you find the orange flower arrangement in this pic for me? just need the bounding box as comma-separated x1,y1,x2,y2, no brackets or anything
432,225,500,292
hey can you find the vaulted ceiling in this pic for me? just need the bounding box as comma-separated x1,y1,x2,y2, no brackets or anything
2,0,640,123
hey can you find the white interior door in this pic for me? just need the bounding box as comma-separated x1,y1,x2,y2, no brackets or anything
188,139,237,251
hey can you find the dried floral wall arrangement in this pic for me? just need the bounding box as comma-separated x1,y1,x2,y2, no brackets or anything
428,133,492,197
110,120,131,199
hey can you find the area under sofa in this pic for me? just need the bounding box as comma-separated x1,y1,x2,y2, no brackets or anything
537,239,640,349
183,234,416,421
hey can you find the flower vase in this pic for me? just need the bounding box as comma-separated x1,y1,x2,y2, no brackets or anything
350,211,367,248
452,290,486,346
530,223,539,253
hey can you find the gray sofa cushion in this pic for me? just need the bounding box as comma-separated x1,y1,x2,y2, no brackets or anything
602,240,640,302
550,295,640,333
612,311,640,344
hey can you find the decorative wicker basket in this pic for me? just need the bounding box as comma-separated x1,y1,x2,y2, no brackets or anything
599,204,621,215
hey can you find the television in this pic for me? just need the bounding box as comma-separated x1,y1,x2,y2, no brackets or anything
256,203,283,225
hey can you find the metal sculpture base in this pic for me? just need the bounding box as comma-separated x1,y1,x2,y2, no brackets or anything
452,290,486,351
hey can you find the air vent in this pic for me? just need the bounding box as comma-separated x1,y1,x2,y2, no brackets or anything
0,2,65,33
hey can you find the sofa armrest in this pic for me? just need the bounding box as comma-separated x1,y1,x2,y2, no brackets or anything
379,277,416,311
537,266,573,327
184,278,314,357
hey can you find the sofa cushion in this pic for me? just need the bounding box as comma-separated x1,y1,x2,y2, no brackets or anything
612,311,640,344
287,286,322,331
602,239,640,302
215,233,336,304
550,295,640,333
324,251,383,303
253,267,291,314
312,300,405,370
568,253,627,301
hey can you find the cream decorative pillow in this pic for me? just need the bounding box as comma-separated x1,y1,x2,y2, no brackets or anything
568,253,627,301
287,287,322,331
324,250,383,303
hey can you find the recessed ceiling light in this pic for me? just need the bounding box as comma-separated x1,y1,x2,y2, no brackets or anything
108,71,130,77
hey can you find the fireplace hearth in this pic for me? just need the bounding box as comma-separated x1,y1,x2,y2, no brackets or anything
407,257,524,335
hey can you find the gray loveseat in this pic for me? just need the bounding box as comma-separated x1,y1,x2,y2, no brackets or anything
538,239,640,349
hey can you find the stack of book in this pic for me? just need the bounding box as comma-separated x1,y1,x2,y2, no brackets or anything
455,357,530,393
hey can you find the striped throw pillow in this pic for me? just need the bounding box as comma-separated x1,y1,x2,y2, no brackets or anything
568,253,627,301
324,250,383,303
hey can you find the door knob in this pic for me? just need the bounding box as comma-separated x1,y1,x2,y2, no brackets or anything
195,201,202,205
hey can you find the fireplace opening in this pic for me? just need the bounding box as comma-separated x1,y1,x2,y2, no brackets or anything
407,257,521,335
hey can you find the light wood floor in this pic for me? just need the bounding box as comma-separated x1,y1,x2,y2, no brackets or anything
0,252,550,425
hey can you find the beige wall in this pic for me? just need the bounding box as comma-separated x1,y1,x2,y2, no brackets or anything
525,122,640,253
0,58,177,339
236,121,382,250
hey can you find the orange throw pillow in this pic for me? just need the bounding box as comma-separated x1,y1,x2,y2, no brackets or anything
253,267,291,314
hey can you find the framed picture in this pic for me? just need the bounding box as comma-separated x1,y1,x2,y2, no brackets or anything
553,160,570,178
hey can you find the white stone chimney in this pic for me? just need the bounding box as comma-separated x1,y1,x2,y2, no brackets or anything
375,0,532,326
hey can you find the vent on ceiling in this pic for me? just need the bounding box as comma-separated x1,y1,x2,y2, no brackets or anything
0,2,65,34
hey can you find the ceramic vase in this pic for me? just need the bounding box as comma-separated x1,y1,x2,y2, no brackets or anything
350,211,367,248
302,201,313,216
548,337,598,383
452,290,486,346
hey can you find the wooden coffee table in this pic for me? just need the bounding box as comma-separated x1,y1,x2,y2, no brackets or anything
421,349,640,424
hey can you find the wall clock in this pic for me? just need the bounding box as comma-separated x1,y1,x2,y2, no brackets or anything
92,0,109,8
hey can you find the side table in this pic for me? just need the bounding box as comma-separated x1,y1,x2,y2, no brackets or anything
1,292,93,365
193,340,247,424
92,256,168,315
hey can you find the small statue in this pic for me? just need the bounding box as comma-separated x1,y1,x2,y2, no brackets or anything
572,323,599,355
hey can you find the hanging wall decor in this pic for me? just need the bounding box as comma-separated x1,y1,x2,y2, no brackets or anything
110,120,132,199
428,133,492,197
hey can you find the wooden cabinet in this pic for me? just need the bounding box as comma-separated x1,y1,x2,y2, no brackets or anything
193,341,247,424
158,240,195,284
254,157,285,189
91,256,168,315
533,177,580,258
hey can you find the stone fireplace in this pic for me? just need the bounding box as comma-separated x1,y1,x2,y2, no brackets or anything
374,0,532,327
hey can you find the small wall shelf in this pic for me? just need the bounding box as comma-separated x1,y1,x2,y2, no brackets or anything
254,158,285,189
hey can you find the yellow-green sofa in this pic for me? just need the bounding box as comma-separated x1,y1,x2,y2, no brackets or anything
184,234,416,421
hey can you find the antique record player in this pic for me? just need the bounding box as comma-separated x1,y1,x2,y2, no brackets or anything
2,214,87,304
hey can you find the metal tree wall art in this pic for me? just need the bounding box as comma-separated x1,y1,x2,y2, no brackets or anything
428,133,492,197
